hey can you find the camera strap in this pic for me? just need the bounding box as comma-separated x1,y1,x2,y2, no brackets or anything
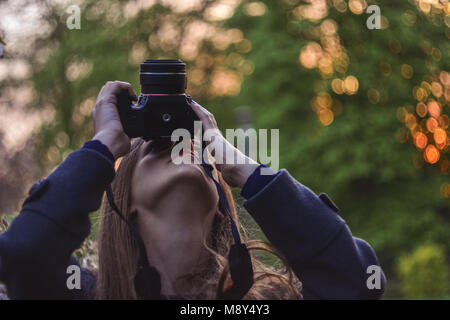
104,158,254,300
200,163,254,299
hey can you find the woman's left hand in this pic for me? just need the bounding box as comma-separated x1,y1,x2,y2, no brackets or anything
92,81,137,160
189,100,260,188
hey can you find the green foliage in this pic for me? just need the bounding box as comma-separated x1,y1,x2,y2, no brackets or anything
0,213,13,235
222,0,450,298
397,244,450,299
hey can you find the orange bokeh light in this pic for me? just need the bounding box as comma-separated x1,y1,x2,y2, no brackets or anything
344,75,359,95
416,102,427,117
317,92,332,108
414,87,427,101
401,64,414,79
318,109,334,126
434,128,447,145
331,78,344,94
321,19,338,35
349,0,365,14
440,71,450,86
299,42,322,69
424,144,440,164
427,100,441,118
405,114,417,128
426,117,439,132
405,71,449,173
414,132,428,149
439,115,449,129
431,81,443,97
441,183,450,198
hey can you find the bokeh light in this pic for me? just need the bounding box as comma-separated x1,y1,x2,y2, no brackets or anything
428,100,441,118
244,2,266,16
424,144,440,164
407,70,449,170
440,183,450,198
368,88,380,104
318,108,334,126
380,62,392,76
431,81,443,98
426,117,439,132
416,102,428,117
343,75,359,95
299,42,322,69
434,128,447,145
414,86,428,101
403,66,449,172
331,78,344,94
414,132,428,149
293,0,328,22
401,64,414,79
348,0,366,15
439,114,449,128
311,92,336,126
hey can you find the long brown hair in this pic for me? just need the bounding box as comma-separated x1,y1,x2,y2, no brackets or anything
96,139,302,299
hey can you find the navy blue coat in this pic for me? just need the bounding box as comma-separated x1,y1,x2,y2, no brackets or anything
0,145,386,299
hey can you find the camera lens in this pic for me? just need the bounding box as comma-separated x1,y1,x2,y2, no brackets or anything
139,59,186,94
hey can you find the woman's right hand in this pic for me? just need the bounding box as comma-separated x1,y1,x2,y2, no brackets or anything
92,81,137,160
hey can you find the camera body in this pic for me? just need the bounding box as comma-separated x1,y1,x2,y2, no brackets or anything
117,91,198,140
117,60,199,141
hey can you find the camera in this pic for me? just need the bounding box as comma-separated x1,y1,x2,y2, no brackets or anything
117,59,199,141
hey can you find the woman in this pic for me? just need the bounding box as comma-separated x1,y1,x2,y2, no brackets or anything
0,81,385,299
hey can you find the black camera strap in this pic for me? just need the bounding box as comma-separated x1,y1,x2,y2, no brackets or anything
200,163,254,300
105,158,254,300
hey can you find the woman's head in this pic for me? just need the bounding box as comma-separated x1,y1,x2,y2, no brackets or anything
129,139,219,222
96,138,301,299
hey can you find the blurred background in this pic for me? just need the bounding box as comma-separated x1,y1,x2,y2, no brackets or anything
0,0,449,299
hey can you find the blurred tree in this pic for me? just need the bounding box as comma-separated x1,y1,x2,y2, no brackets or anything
0,135,41,213
397,244,450,299
0,213,13,234
215,0,450,297
31,0,242,167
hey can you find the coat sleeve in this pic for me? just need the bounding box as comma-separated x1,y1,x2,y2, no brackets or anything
0,148,115,299
243,169,386,299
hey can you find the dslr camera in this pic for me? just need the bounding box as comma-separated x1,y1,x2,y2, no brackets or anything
117,59,198,141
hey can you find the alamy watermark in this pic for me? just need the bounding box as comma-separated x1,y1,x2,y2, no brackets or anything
366,265,382,290
366,5,381,30
170,121,279,175
66,265,81,290
66,263,383,291
66,5,81,30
